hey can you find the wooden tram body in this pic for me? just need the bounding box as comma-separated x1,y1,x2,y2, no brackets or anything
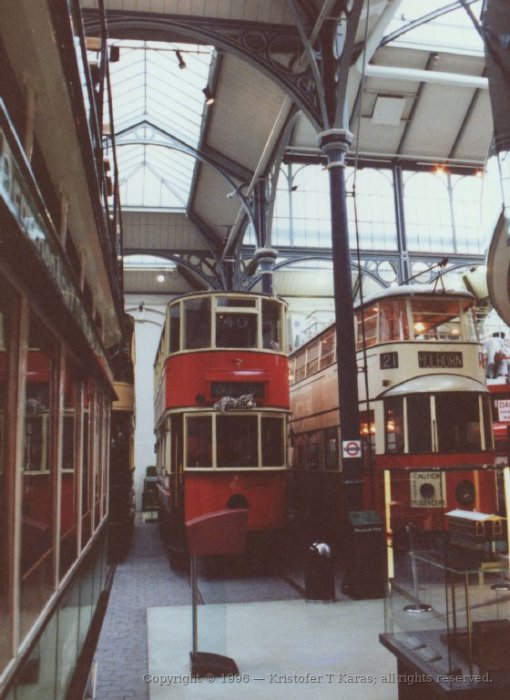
289,286,497,541
154,291,289,548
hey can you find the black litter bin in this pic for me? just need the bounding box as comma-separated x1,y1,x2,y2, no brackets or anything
342,511,385,600
305,542,335,601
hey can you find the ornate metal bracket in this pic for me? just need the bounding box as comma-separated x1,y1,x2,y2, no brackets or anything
82,9,323,128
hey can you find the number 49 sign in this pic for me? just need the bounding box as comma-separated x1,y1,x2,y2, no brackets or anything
342,439,362,459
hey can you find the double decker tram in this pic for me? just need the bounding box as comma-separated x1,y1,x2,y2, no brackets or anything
289,286,498,544
154,291,289,554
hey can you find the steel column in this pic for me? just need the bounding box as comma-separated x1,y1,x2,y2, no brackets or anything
319,128,363,509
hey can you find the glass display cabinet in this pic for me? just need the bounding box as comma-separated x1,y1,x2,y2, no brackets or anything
379,466,510,699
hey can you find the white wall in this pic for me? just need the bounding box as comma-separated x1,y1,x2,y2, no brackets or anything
125,296,168,510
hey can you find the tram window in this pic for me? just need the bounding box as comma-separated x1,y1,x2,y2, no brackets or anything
289,357,296,384
324,427,339,470
20,316,55,639
295,442,306,469
169,303,180,353
320,330,335,368
359,412,375,455
306,341,320,375
186,416,212,468
411,298,465,341
462,304,478,341
295,352,306,382
379,300,409,342
307,442,320,470
384,397,404,453
94,393,104,525
82,382,92,546
217,415,258,467
60,360,78,578
261,416,284,466
216,312,257,348
356,307,377,350
217,297,256,308
184,298,210,349
407,395,432,453
435,392,481,452
262,299,282,350
62,378,77,471
0,283,17,668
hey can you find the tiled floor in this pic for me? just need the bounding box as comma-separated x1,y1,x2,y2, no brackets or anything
94,516,190,700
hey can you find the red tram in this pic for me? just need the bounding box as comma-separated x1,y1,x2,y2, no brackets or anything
289,286,498,542
154,291,289,550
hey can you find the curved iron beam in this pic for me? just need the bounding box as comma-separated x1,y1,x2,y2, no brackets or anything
82,9,323,129
244,254,389,290
124,250,221,289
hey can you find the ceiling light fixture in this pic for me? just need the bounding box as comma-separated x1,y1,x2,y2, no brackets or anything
175,50,186,69
202,86,215,105
157,274,165,283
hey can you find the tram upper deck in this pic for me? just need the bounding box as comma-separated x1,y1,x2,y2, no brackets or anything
154,292,289,424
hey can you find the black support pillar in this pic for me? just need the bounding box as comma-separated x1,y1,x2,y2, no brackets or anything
318,128,363,511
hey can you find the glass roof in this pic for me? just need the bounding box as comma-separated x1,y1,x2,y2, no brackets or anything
107,40,213,210
386,1,483,55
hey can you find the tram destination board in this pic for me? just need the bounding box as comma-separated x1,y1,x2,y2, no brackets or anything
418,351,463,369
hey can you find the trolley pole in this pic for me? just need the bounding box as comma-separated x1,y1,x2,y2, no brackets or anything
318,128,363,512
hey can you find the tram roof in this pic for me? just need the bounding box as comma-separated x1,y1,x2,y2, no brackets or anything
164,290,289,307
356,284,476,309
379,374,487,398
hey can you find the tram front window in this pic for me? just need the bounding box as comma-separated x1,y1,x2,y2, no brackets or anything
169,303,180,353
262,416,284,466
216,312,257,348
184,298,210,349
186,416,212,467
379,300,409,342
217,415,258,467
262,299,282,350
384,397,404,453
411,297,475,341
407,395,432,453
435,392,481,452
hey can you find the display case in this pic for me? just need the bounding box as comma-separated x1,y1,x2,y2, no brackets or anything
379,465,510,699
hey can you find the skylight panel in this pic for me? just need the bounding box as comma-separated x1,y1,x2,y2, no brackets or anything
385,1,484,55
108,40,213,210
